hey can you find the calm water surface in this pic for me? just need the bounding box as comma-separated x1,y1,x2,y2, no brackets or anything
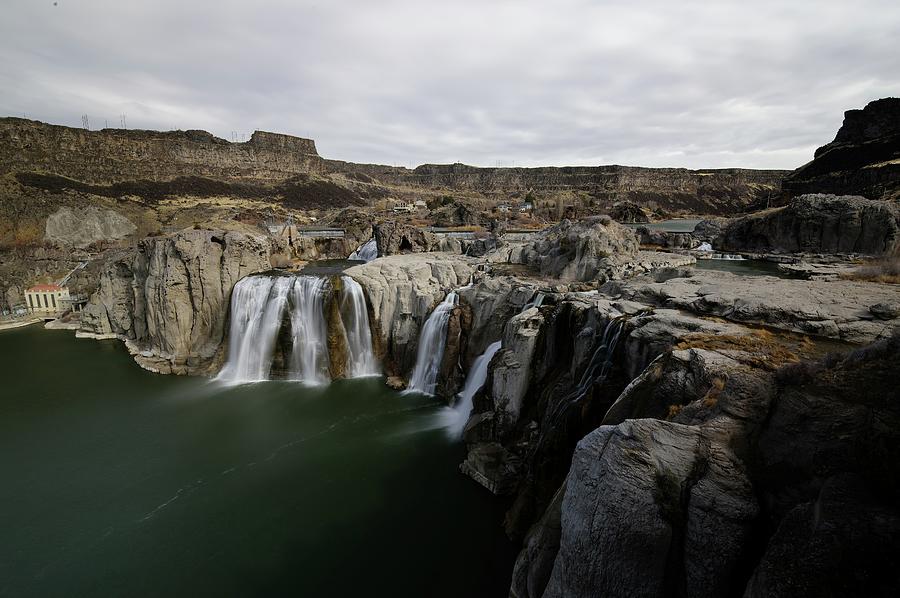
0,326,513,597
693,258,790,277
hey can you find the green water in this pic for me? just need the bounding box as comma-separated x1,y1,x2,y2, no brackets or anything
0,327,514,597
694,258,789,277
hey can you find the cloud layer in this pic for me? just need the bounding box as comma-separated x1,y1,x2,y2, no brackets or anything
2,0,899,169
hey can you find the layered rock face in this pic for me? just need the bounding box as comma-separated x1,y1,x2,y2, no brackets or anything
783,98,900,200
716,194,900,255
377,163,786,215
0,118,322,184
517,216,639,281
79,229,277,374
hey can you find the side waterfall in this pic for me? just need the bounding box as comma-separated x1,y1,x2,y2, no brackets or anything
406,292,458,395
340,276,379,378
349,238,378,262
216,276,292,383
442,340,503,438
289,276,331,385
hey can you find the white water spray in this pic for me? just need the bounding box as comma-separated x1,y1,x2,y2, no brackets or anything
349,238,378,262
340,276,379,378
406,292,458,395
441,340,502,438
289,276,331,385
216,276,292,383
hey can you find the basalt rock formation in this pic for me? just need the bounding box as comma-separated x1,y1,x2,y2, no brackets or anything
783,98,900,201
516,216,639,281
373,221,439,256
715,194,900,255
79,229,280,374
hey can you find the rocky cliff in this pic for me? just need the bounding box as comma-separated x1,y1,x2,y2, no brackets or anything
0,118,322,184
783,98,900,200
79,229,279,374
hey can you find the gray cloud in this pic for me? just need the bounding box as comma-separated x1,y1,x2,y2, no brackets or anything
2,0,898,169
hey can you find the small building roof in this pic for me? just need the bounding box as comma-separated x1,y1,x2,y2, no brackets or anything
27,284,64,293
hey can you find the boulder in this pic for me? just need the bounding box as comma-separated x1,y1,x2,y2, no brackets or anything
44,206,136,248
373,221,439,256
610,201,650,223
716,194,900,255
517,216,639,282
542,419,758,598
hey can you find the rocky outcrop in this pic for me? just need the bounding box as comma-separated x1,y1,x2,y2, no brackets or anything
344,254,473,378
44,206,136,248
517,217,639,281
635,226,696,249
609,201,650,223
373,221,439,256
605,268,900,344
510,316,900,598
716,194,900,255
79,229,277,374
783,98,900,201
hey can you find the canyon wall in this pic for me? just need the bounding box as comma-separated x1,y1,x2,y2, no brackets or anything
1,117,785,215
0,118,322,184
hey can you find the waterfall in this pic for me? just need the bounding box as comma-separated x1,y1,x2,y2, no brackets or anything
216,276,293,383
340,276,379,378
406,292,458,395
289,276,331,385
349,238,378,262
441,340,502,438
697,242,713,252
523,291,545,311
542,318,624,434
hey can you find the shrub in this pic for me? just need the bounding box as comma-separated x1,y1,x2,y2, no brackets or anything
840,256,900,284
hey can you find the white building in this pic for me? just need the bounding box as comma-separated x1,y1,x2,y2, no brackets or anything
25,284,70,314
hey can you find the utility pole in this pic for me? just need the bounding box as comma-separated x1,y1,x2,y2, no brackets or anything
81,114,90,130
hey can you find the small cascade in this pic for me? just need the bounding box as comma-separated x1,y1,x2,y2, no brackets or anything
289,276,331,384
543,318,624,432
349,238,378,262
216,276,293,383
406,292,458,395
697,242,713,252
442,340,502,438
340,276,379,378
523,291,545,311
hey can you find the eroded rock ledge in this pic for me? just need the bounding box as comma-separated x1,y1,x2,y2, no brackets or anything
78,229,279,374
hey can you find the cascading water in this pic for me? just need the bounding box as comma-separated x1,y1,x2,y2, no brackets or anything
216,276,293,383
349,238,378,262
406,292,458,395
441,340,502,438
289,276,331,385
697,242,713,252
340,276,379,378
541,317,624,437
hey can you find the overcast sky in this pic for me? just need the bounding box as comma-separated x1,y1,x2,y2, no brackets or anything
2,0,898,170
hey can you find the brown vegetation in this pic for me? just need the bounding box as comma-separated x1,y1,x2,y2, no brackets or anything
840,256,900,284
674,329,802,370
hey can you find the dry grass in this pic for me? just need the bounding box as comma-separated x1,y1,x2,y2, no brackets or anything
701,376,726,408
666,404,684,420
840,256,900,284
674,329,802,370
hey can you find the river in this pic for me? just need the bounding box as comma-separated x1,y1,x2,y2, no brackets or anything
0,326,514,597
